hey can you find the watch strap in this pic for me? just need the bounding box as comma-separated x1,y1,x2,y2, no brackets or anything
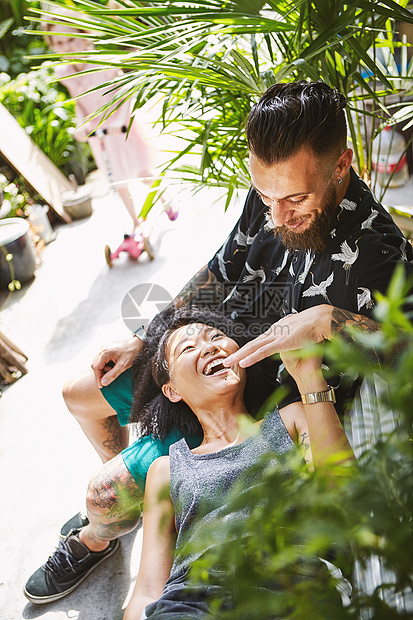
301,386,336,405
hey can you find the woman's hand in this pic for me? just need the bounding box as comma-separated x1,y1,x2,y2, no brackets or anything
280,347,327,394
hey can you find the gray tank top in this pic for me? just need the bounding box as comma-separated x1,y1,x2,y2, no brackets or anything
169,407,294,577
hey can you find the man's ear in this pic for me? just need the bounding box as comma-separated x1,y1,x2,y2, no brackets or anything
336,147,353,178
162,383,182,403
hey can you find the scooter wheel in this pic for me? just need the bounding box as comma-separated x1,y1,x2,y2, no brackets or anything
143,237,155,261
105,244,113,268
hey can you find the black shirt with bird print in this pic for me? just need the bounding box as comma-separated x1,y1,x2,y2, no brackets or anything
208,167,413,412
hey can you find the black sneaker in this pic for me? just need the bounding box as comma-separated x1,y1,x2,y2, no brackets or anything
23,530,119,604
59,512,89,540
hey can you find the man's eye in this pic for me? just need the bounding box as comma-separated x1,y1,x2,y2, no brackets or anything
289,197,307,205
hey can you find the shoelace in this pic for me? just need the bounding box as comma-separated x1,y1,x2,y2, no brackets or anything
44,539,80,576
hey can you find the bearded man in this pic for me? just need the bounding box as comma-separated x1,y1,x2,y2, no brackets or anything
25,81,413,604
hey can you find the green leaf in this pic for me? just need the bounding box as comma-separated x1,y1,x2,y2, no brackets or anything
0,17,14,40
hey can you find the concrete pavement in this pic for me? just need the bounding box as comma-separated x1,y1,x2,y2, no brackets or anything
0,172,242,620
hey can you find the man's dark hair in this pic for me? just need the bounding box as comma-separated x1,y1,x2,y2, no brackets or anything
130,306,276,441
247,81,347,165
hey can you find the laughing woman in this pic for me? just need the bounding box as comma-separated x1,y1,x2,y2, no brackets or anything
124,307,353,619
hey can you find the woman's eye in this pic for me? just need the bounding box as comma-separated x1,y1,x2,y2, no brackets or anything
182,344,194,353
211,332,223,340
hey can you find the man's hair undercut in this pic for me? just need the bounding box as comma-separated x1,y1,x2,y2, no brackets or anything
247,81,347,165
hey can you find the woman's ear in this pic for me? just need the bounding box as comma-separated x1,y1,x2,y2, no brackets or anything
162,383,182,403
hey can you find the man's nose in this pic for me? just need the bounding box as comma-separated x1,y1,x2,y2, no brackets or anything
270,201,294,227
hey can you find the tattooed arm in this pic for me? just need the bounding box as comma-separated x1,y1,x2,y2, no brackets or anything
169,264,223,309
331,307,379,338
92,265,222,387
330,307,381,365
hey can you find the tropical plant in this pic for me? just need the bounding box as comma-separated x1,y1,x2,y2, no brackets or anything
0,64,94,183
0,0,46,77
29,0,413,211
183,267,413,618
0,173,32,218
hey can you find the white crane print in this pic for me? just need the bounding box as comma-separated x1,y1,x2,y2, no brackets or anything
297,250,315,284
400,237,408,261
264,212,276,232
357,287,374,311
234,225,257,249
274,249,290,276
302,272,335,304
331,239,360,284
361,209,379,231
243,261,266,283
215,242,231,281
337,198,357,219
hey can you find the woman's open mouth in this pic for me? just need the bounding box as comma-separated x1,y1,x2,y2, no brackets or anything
203,358,229,376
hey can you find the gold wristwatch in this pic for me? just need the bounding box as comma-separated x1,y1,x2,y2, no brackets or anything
301,386,336,405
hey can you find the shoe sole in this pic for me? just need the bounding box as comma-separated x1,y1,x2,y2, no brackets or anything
23,538,119,605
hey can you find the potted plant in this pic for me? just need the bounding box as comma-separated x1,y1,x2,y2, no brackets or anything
0,173,36,289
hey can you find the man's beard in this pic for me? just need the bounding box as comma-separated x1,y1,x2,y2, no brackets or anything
273,184,338,253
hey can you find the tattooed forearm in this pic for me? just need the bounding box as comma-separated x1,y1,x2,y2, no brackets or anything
172,266,223,309
331,308,380,338
101,416,129,457
331,307,381,365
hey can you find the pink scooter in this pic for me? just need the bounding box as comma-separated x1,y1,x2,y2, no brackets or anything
105,233,155,268
104,201,179,267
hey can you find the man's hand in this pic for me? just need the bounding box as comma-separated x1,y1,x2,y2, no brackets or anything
91,336,144,388
223,305,333,368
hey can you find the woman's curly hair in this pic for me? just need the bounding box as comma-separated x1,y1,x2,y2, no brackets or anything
130,306,277,441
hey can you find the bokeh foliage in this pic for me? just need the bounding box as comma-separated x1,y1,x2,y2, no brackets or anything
0,64,93,183
28,0,413,210
185,267,413,618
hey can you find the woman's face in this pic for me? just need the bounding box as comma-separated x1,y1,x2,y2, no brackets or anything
162,322,246,407
47,26,92,54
